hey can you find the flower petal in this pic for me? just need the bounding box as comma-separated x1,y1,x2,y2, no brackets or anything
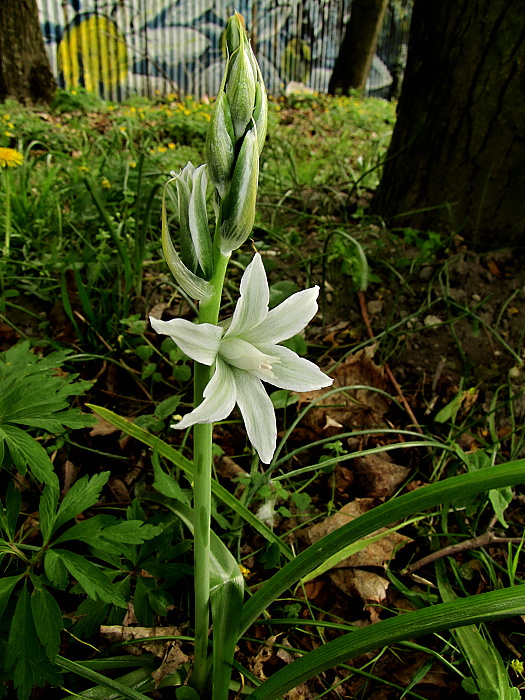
232,368,277,464
252,344,333,392
224,253,269,338
175,358,237,428
243,287,319,345
150,317,222,365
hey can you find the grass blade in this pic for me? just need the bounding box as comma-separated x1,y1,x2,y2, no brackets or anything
248,586,525,700
241,460,525,633
56,656,153,699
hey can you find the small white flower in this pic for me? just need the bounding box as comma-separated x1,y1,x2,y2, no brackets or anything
150,253,333,463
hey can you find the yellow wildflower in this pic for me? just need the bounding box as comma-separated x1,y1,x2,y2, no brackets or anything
0,147,23,168
168,142,176,149
78,166,89,172
157,146,167,153
101,178,112,188
4,131,14,138
129,160,137,168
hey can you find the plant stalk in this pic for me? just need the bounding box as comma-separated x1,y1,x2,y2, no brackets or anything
190,250,230,692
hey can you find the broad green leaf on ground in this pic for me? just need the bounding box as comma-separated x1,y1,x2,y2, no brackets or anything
52,472,110,534
4,584,63,700
436,560,520,700
459,447,513,527
30,587,63,662
0,425,58,487
51,549,127,607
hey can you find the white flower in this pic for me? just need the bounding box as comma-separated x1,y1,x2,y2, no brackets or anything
150,253,333,463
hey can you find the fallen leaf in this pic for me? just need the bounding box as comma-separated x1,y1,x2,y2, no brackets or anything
89,416,121,437
152,643,189,687
353,453,410,498
329,568,389,604
100,625,183,657
297,348,390,434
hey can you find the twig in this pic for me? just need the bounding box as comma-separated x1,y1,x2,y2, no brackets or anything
357,290,424,435
403,532,523,575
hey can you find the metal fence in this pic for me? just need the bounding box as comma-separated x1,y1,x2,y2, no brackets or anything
37,0,410,102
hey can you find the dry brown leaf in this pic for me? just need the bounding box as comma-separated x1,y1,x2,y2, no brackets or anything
307,500,410,569
100,625,183,657
151,644,189,687
61,460,78,497
89,416,121,437
108,477,130,503
353,453,410,498
297,347,390,434
214,454,248,480
329,568,389,603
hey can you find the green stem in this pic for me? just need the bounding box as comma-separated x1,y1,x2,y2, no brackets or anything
3,170,11,258
191,250,230,692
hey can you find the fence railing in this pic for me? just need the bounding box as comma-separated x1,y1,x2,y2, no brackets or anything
37,0,410,101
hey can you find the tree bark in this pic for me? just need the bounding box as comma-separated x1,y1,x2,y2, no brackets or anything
329,0,389,94
0,0,56,104
371,0,525,247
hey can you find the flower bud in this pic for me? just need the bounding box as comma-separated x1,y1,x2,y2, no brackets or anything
205,91,235,198
226,44,257,141
219,129,259,254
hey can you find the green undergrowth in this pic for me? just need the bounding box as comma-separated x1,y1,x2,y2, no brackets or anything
1,90,524,699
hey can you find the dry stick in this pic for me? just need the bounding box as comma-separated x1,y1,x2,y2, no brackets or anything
403,532,524,575
357,290,424,435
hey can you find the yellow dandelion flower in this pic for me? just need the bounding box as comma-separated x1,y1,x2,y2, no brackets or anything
119,126,126,133
129,160,137,168
4,131,14,137
101,178,112,188
7,123,14,129
3,114,10,121
0,147,23,168
78,166,89,172
157,146,167,153
168,143,176,149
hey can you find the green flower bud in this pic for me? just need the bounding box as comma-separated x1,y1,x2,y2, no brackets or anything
219,129,259,254
226,44,257,141
225,12,243,54
173,162,213,278
205,91,235,198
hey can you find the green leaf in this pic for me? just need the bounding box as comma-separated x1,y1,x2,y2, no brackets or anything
163,501,243,700
55,515,162,554
44,549,69,589
53,472,110,533
436,560,520,700
0,575,23,619
0,425,58,487
152,455,190,503
5,584,63,700
56,656,154,700
4,481,22,540
154,394,182,420
241,459,525,635
88,405,293,560
31,587,63,662
248,586,525,700
52,549,127,607
39,485,60,544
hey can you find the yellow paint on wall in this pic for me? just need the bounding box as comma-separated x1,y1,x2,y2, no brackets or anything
57,15,128,94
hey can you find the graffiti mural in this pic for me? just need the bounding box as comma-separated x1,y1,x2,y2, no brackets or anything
37,0,408,101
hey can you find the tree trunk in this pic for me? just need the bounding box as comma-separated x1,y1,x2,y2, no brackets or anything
0,0,56,104
329,0,389,94
371,0,525,247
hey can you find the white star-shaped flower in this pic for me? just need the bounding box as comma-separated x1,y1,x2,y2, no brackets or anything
150,253,333,463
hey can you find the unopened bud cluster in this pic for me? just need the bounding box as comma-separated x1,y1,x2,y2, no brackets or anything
161,13,267,300
206,12,267,254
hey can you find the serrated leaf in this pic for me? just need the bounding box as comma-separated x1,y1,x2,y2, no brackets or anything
5,584,63,700
0,425,58,486
53,549,127,607
39,485,60,544
31,587,63,661
44,549,69,589
0,575,23,618
52,472,110,534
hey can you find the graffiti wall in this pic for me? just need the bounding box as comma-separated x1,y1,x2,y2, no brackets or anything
37,0,409,101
